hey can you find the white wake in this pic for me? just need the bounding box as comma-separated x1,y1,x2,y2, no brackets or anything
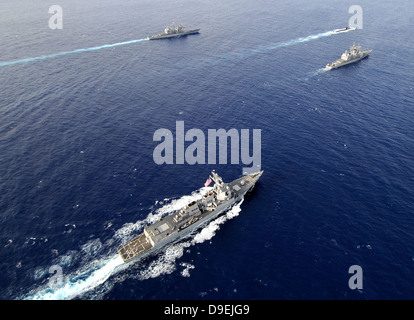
24,187,243,300
0,38,148,67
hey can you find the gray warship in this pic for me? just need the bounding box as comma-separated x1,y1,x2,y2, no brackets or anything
333,27,356,33
326,43,371,70
147,23,200,40
118,170,263,263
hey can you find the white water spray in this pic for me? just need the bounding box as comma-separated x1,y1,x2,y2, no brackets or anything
28,255,125,300
24,187,243,300
301,67,329,81
212,28,355,65
0,38,148,67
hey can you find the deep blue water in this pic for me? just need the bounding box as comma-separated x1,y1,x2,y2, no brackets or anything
1,0,414,300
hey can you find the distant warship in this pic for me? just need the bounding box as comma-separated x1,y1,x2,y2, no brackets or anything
333,27,356,33
118,170,263,263
326,43,371,70
147,23,200,40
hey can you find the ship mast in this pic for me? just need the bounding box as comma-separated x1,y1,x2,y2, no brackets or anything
210,170,224,189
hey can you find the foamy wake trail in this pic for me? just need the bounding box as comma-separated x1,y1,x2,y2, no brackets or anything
0,38,148,67
25,186,241,300
28,255,125,300
301,67,329,80
212,28,353,65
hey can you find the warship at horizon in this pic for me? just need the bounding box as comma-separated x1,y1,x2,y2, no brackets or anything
326,43,372,70
118,170,263,263
333,26,356,33
147,23,200,40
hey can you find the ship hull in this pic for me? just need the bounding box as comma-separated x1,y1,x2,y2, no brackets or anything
147,29,200,40
333,27,356,33
118,171,263,264
121,195,244,264
326,50,371,70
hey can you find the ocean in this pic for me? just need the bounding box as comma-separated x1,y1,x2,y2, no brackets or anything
1,0,414,300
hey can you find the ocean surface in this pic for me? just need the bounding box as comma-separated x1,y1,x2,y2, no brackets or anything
1,0,414,300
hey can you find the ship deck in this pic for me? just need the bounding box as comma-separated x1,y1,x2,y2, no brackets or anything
117,171,263,263
118,233,152,262
148,29,200,40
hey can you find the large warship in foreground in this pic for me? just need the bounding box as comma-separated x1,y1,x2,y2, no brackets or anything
326,44,371,70
118,170,263,263
147,23,200,40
